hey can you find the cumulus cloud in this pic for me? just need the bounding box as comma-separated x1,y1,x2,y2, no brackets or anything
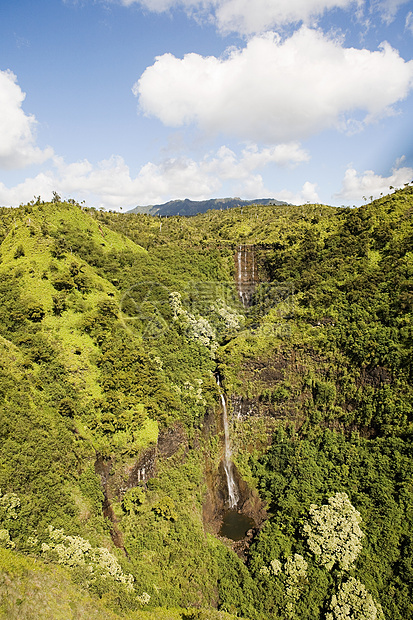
135,28,413,143
120,0,359,34
0,70,54,169
275,181,320,205
0,156,215,208
336,162,413,201
205,143,309,179
0,142,307,208
0,174,55,207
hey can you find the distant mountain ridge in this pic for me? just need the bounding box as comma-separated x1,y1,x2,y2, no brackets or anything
127,197,289,216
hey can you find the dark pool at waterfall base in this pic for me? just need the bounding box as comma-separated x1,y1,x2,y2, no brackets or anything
219,510,255,541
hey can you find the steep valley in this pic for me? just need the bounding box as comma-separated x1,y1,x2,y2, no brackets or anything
0,189,412,619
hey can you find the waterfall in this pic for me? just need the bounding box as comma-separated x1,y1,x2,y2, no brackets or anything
217,376,239,508
237,245,245,306
236,244,257,308
238,245,242,286
237,245,246,307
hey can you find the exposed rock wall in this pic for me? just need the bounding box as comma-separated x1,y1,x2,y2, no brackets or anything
95,422,187,547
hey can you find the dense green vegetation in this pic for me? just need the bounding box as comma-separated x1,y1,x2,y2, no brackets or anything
0,187,412,619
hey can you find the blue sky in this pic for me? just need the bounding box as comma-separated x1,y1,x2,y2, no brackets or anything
0,0,412,209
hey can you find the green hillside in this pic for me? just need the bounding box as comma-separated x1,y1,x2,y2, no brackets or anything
0,188,412,619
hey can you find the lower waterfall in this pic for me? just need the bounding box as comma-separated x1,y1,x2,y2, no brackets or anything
217,377,239,508
202,376,264,544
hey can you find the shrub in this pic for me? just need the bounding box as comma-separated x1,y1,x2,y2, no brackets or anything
303,492,363,570
326,577,383,620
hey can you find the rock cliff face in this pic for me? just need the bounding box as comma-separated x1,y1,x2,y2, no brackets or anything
94,422,188,547
94,409,266,557
202,457,266,554
230,395,260,420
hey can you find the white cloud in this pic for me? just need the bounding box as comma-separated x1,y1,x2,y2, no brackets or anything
214,0,358,34
0,70,54,169
406,11,413,33
239,143,310,168
205,143,309,180
135,28,413,143
120,0,359,34
373,0,411,25
0,174,55,207
336,163,413,201
55,155,218,207
0,142,306,208
275,181,320,205
119,0,413,33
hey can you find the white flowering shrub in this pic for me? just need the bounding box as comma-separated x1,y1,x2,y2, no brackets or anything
186,313,218,351
284,554,308,600
0,528,15,548
0,489,21,520
260,552,307,618
261,554,306,585
270,558,282,576
169,291,244,355
169,291,218,353
169,291,183,320
41,526,134,591
326,577,383,620
181,379,207,406
0,490,20,549
303,492,364,570
41,526,92,568
26,535,39,547
216,303,243,331
136,591,151,605
257,553,308,617
91,546,135,590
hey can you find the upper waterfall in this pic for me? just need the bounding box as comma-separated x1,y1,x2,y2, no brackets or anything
235,244,258,307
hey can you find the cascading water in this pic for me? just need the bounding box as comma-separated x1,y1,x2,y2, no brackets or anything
217,376,239,508
216,376,258,541
236,244,257,308
237,245,245,307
